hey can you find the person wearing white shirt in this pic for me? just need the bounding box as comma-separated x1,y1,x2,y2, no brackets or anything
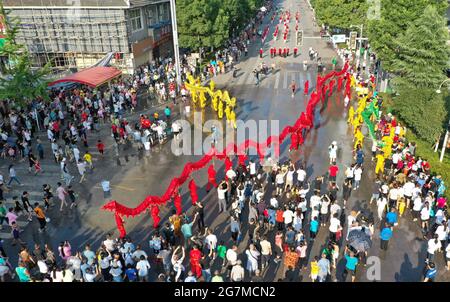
298,183,310,199
283,207,294,226
320,195,330,226
230,260,245,282
249,161,257,178
392,152,401,166
345,166,354,181
275,171,286,195
353,166,363,190
296,167,307,186
270,194,279,208
293,210,303,232
310,192,321,211
205,230,218,258
330,201,341,218
420,203,431,231
427,236,442,262
435,222,448,249
376,196,388,221
446,243,450,270
103,234,116,252
381,183,389,196
72,147,81,164
184,271,197,282
285,168,295,190
328,141,338,164
136,255,151,282
217,181,228,213
226,169,237,181
298,198,307,220
329,213,341,241
412,195,423,222
403,180,415,208
226,246,238,267
388,186,399,208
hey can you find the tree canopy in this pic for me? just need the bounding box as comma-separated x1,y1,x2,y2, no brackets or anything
310,0,368,30
0,4,50,106
366,0,448,72
391,5,449,90
177,0,263,50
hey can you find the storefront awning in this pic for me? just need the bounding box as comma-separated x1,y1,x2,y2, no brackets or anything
48,66,122,88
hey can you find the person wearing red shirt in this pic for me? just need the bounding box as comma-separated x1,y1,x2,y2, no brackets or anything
259,48,263,58
294,47,298,58
96,140,105,157
81,111,88,122
278,47,282,56
189,245,202,278
287,48,290,56
52,121,60,140
283,48,287,58
422,160,430,173
328,163,339,183
111,123,118,136
276,208,284,231
119,127,125,140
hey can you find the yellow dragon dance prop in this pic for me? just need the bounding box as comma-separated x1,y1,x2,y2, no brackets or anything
185,74,238,128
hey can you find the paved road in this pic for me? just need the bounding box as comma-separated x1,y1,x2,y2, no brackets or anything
1,0,446,282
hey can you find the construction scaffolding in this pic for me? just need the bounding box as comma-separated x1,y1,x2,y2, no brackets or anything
8,1,130,72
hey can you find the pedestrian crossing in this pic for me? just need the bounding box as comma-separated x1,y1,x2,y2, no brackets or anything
233,69,316,92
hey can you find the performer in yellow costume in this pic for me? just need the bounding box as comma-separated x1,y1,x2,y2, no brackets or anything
347,106,354,124
375,152,385,177
354,127,364,150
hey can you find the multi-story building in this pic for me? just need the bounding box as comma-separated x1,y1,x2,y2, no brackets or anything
3,0,174,74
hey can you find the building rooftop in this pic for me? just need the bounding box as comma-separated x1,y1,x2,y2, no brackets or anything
3,0,130,8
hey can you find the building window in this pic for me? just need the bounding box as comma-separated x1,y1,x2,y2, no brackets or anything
129,8,143,32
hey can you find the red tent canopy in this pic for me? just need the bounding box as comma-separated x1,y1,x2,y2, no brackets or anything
48,66,122,88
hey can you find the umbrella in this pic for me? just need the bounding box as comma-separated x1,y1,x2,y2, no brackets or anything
260,6,267,12
347,229,372,252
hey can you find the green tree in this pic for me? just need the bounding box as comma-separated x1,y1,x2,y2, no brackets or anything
177,0,217,50
0,4,50,107
367,0,447,72
212,8,230,48
393,88,447,143
392,5,449,90
310,0,367,30
223,0,250,36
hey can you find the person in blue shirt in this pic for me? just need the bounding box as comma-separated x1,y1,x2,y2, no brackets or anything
385,208,398,225
355,146,364,165
124,264,138,282
424,262,437,282
164,106,171,121
310,216,319,241
343,247,359,282
380,223,393,250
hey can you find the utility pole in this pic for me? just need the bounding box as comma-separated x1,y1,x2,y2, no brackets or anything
359,24,363,57
440,119,450,162
169,0,182,91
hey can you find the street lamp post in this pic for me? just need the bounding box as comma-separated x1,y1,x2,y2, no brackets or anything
169,0,182,91
436,78,450,162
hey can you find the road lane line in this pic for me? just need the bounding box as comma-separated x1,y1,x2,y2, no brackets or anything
274,71,280,89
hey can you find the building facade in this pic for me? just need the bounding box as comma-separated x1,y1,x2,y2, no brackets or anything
3,0,174,74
